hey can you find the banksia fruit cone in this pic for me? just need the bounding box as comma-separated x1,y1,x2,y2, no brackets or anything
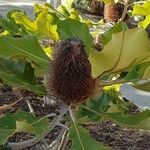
104,2,124,23
104,3,119,22
46,38,96,106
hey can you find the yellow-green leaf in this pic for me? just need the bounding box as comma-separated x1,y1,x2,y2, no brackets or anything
141,58,150,79
36,9,59,40
99,0,114,4
16,120,34,133
143,66,150,79
34,3,48,14
43,46,53,59
139,15,150,29
132,1,150,16
11,12,36,31
132,1,150,28
61,0,74,10
89,29,150,78
36,9,49,36
11,10,59,40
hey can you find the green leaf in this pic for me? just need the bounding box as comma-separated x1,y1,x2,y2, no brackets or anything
134,81,150,92
0,114,16,145
14,111,49,137
76,90,129,123
143,66,150,79
0,57,46,96
0,57,35,89
124,70,140,80
76,90,150,130
69,122,110,150
0,35,49,70
0,57,36,83
0,111,49,145
89,29,150,78
106,110,150,130
78,99,150,129
77,93,111,122
0,74,46,96
0,17,20,35
123,62,150,80
0,9,27,36
135,117,150,130
58,5,70,17
101,22,128,45
57,19,93,53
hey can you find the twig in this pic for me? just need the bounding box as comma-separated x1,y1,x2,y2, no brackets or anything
58,130,68,150
46,128,67,150
42,139,49,147
58,123,69,130
7,104,69,149
7,136,41,150
45,113,56,118
69,108,77,123
128,1,145,7
100,80,130,87
100,79,138,87
26,99,35,116
0,98,23,115
120,0,130,22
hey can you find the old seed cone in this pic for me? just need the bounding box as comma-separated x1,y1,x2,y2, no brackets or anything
46,38,96,106
104,2,124,23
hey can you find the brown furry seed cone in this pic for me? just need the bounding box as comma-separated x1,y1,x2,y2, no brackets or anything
104,2,123,23
46,38,96,106
90,0,104,16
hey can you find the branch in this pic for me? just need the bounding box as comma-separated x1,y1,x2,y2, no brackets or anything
0,98,23,115
26,99,35,116
46,128,67,150
128,1,145,7
100,79,130,87
58,123,69,130
120,0,130,22
100,79,138,87
58,130,68,150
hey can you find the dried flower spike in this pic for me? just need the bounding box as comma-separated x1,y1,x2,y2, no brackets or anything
104,2,125,23
47,38,96,106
